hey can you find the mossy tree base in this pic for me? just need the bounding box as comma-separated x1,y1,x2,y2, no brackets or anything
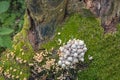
1,0,120,80
1,12,120,80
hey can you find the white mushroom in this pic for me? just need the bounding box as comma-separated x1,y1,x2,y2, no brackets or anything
62,64,66,68
77,49,83,53
83,47,87,52
71,44,76,49
63,49,67,53
79,40,84,45
77,45,81,49
73,58,79,64
88,55,93,60
58,32,61,35
80,45,84,49
65,43,71,48
80,52,85,57
58,60,62,66
74,40,79,46
58,39,87,69
59,57,63,60
73,53,78,57
65,61,71,66
59,47,64,52
72,48,77,52
63,54,68,59
79,58,84,62
67,57,73,62
65,50,70,55
78,55,82,59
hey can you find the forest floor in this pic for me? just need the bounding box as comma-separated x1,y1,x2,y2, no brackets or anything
42,14,120,80
0,13,120,80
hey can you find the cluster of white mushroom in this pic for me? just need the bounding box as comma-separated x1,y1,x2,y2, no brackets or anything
58,39,87,69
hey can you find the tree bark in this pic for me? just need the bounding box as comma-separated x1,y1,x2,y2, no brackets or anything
25,0,120,49
84,0,120,33
26,0,84,50
26,0,67,50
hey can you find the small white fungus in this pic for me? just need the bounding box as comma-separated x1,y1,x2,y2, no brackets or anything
58,39,87,69
58,32,61,35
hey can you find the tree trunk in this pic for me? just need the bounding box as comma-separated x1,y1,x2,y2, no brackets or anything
84,0,120,33
25,0,84,50
26,0,120,49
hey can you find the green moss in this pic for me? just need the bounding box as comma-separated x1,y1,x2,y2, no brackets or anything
0,13,34,79
1,12,120,80
41,14,103,50
12,13,34,62
0,76,4,80
42,14,120,80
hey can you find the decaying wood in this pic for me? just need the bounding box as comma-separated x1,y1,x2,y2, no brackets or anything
26,0,67,49
25,0,120,49
26,0,84,50
84,0,120,33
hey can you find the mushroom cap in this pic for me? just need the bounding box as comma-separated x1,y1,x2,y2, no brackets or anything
78,40,84,45
58,60,62,65
59,57,63,60
71,44,76,49
77,49,83,54
59,47,64,52
80,52,85,57
73,53,78,57
72,48,77,52
71,49,76,53
73,58,79,64
80,45,84,49
65,61,71,66
77,45,81,49
83,47,87,52
67,57,73,61
65,43,71,48
78,54,82,59
74,40,79,46
65,50,70,55
58,32,61,35
63,54,68,58
58,39,87,68
79,58,84,62
62,64,66,68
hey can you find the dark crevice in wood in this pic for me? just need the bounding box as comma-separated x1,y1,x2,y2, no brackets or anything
27,9,39,50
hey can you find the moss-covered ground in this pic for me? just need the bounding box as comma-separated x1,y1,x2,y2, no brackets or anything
0,13,120,80
42,14,120,80
0,14,34,80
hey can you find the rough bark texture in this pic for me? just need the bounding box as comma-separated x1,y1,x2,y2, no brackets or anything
26,0,84,50
26,0,120,49
84,0,120,33
26,0,67,49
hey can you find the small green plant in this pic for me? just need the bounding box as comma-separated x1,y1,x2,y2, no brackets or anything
0,1,10,14
0,0,25,52
0,27,14,49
